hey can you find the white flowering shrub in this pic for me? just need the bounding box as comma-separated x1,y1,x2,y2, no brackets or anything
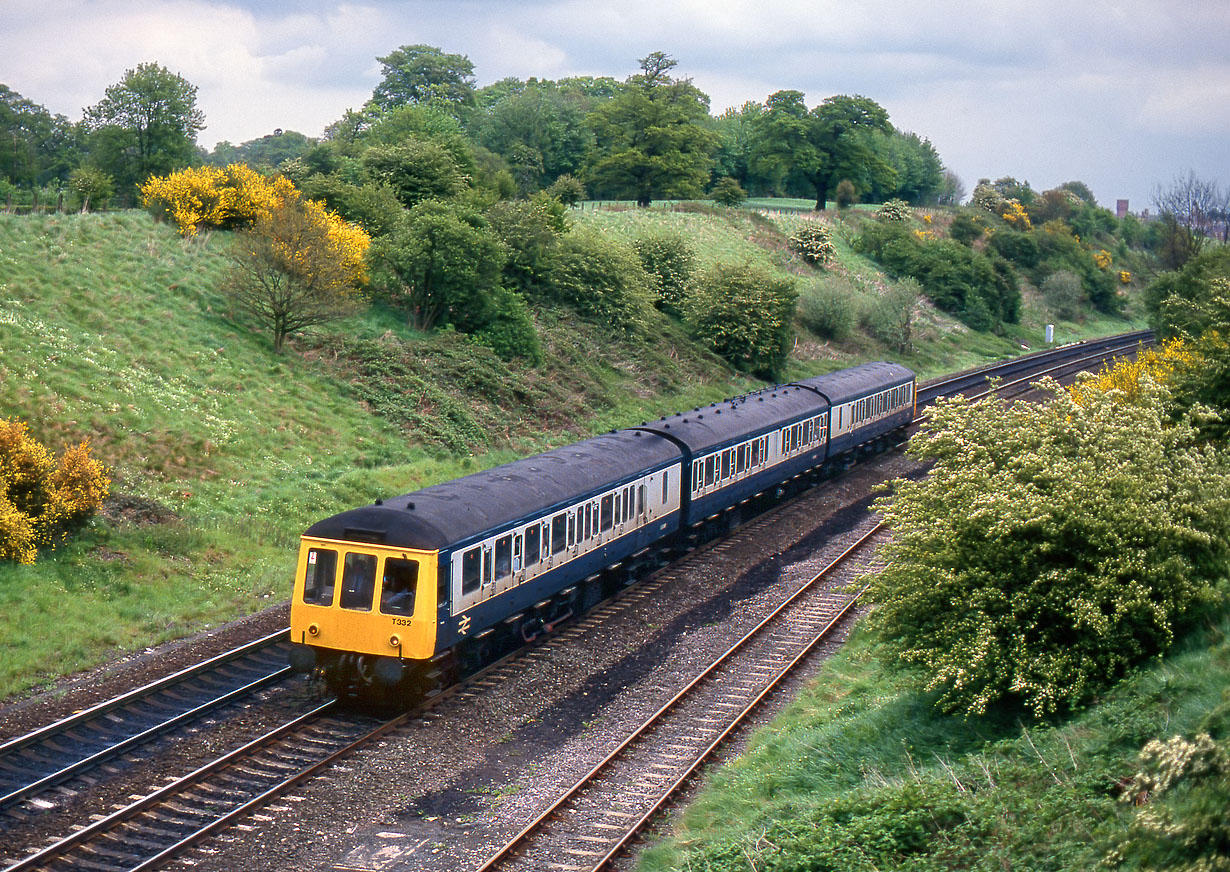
788,225,837,266
866,378,1230,717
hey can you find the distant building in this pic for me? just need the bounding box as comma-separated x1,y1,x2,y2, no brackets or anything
1116,199,1129,219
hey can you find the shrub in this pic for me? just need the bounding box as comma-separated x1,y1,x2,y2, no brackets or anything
1109,731,1230,872
866,380,1230,717
987,228,1040,268
947,212,983,246
874,198,911,222
788,225,837,267
544,226,658,335
632,231,696,315
797,280,858,340
472,287,542,363
684,263,797,379
860,278,919,353
709,176,747,207
546,173,586,207
0,419,109,563
834,179,857,209
1041,269,1086,321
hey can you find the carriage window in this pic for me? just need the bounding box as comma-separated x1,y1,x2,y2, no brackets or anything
568,510,576,546
303,548,337,606
461,547,481,595
525,524,541,566
736,445,747,473
584,503,593,539
692,460,702,492
380,558,419,616
613,492,622,525
600,494,614,531
751,440,761,467
638,484,645,517
552,513,568,553
721,450,732,480
624,487,632,521
704,455,716,486
340,552,377,611
663,470,669,503
495,535,512,580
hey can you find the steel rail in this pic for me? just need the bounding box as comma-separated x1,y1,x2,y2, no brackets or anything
0,628,289,756
475,522,885,872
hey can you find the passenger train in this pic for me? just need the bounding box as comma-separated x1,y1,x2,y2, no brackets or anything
288,361,916,701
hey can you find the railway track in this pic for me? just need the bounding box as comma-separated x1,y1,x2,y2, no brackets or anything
474,521,887,872
0,329,1151,872
0,630,292,816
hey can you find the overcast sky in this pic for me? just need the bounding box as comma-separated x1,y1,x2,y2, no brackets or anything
4,0,1228,209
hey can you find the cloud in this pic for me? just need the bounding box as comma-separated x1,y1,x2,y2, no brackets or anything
1,0,1227,206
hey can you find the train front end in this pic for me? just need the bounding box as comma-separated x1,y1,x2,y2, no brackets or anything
288,535,442,701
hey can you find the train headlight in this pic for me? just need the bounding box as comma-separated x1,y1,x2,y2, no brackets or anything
389,634,401,648
308,623,320,636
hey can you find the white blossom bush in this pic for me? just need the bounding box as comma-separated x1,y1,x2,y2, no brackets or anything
865,378,1230,717
788,225,837,266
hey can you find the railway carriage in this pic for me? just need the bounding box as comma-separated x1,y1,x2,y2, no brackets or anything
288,361,917,702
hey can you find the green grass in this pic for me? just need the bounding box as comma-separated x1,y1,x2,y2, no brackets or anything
638,612,1230,871
0,206,1147,699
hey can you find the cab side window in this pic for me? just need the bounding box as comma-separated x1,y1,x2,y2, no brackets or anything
380,558,419,616
461,546,481,595
340,552,377,611
303,548,337,606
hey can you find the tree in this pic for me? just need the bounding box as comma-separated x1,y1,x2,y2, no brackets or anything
0,85,74,188
866,129,944,204
585,53,718,206
866,380,1230,717
1153,171,1228,269
68,166,114,212
226,195,370,352
751,92,895,209
360,139,470,208
369,44,476,115
469,83,592,193
83,62,205,193
684,263,797,378
372,201,506,331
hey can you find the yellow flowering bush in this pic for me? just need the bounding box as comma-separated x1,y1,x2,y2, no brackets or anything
1093,249,1112,269
0,419,109,563
1001,199,1032,230
1070,338,1200,406
140,164,300,236
1119,270,1132,284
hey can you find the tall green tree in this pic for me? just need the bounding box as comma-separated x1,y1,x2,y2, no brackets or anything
0,85,75,188
749,92,895,208
368,45,476,115
585,53,718,207
83,62,204,196
470,83,592,193
804,95,895,210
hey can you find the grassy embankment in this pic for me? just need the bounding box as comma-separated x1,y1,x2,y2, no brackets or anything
0,205,1143,699
638,613,1230,870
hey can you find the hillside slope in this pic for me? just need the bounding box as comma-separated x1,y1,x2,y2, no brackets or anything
0,207,1142,697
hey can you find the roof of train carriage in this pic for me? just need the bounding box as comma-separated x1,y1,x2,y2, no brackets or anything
304,430,682,551
632,383,829,455
790,361,915,406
